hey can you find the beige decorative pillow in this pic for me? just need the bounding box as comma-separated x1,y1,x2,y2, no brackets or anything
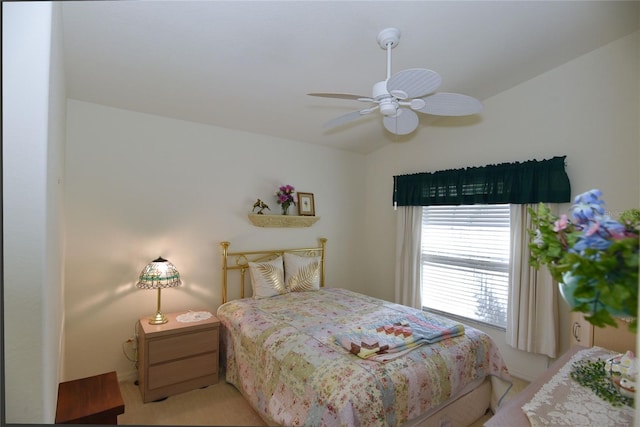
284,252,321,292
248,256,286,299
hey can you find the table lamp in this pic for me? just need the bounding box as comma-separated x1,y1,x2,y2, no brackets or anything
136,257,182,324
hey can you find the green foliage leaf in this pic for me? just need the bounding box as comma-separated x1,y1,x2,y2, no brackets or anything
570,359,634,407
528,199,638,334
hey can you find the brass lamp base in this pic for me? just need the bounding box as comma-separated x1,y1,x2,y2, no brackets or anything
148,288,168,324
148,311,168,325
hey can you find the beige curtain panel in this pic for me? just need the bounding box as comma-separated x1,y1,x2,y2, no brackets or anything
506,204,559,358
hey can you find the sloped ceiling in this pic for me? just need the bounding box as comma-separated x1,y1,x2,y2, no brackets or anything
62,1,639,154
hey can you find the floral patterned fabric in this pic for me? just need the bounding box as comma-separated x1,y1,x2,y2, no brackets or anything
217,288,511,426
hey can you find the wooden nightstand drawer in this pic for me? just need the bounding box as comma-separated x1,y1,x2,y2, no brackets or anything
148,329,218,364
148,352,218,389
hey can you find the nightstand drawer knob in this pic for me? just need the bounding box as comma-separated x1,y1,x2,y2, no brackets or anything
573,321,581,342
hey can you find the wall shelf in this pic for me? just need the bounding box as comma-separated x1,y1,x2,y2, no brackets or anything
248,213,319,228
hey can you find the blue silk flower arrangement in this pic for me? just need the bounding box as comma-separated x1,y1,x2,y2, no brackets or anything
529,189,639,332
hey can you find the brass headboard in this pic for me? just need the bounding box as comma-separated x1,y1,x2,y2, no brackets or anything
220,238,327,304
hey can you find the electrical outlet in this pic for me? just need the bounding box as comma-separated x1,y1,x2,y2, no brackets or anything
122,336,139,364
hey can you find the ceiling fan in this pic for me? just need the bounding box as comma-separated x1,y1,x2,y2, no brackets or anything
308,27,482,136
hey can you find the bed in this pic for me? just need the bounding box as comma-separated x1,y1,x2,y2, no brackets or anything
217,238,512,426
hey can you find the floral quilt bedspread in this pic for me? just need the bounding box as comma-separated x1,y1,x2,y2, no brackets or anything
217,288,510,427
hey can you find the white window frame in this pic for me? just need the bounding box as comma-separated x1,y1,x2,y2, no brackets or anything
420,204,510,329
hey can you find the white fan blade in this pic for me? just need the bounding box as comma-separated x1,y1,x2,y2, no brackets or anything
415,92,483,116
383,108,419,135
323,108,376,130
387,69,442,99
308,93,374,102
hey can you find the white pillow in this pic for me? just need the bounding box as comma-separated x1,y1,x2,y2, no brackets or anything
248,256,286,299
284,252,321,292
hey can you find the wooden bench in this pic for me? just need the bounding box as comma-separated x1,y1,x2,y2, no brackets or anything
55,371,125,424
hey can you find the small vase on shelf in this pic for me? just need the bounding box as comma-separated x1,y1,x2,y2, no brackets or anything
282,205,289,215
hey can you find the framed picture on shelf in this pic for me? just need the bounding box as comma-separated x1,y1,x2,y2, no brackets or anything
297,192,315,216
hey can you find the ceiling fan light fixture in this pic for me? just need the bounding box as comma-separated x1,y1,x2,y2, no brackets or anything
389,108,403,119
308,26,482,137
379,99,398,116
383,108,419,135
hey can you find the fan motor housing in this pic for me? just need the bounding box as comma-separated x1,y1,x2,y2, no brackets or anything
372,81,390,100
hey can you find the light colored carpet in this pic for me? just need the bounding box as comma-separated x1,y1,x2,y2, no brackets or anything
118,377,529,426
118,380,267,426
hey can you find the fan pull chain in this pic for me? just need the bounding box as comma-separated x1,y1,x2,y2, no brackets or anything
386,41,392,80
393,176,398,211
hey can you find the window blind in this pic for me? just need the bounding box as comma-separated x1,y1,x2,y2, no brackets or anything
421,204,510,328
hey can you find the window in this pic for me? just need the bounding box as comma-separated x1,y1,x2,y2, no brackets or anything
421,204,510,328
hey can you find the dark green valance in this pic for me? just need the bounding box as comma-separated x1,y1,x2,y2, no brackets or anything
393,156,571,206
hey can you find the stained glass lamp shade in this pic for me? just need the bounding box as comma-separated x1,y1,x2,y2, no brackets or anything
136,257,182,324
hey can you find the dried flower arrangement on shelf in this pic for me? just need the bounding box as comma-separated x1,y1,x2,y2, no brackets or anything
275,184,296,215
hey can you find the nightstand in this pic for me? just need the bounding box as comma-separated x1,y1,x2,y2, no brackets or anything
137,311,220,403
486,345,633,426
569,311,636,354
55,371,124,424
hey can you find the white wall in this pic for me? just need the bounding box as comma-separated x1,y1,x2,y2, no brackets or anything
63,100,365,381
362,32,639,381
3,5,637,423
3,2,67,423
